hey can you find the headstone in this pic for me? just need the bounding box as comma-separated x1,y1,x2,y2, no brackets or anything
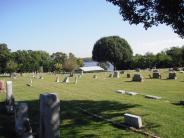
152,70,160,79
39,76,44,79
109,74,113,78
78,74,82,78
124,113,142,128
93,75,97,79
56,76,60,83
6,81,13,101
169,68,174,71
74,77,78,84
63,76,69,83
0,80,5,91
125,91,138,96
127,73,131,78
81,70,84,75
39,93,60,138
15,103,33,138
26,79,32,87
135,68,141,72
132,74,144,82
113,71,120,78
115,90,125,94
5,81,15,113
168,71,177,79
145,95,162,100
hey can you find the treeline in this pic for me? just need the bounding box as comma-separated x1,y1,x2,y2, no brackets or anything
0,43,83,73
127,46,184,69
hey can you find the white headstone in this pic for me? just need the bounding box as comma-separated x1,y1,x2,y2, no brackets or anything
125,91,138,96
6,81,13,100
63,77,69,83
145,95,162,100
115,90,125,94
75,77,78,84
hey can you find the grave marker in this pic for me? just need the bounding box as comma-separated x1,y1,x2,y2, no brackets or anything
132,74,144,82
124,113,142,128
39,93,60,138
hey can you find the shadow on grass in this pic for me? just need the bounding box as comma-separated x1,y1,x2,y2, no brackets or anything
0,100,160,138
172,101,184,107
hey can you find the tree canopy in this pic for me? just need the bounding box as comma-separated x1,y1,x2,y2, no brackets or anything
107,0,184,38
92,36,133,70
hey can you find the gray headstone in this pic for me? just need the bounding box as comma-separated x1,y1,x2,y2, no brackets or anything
132,74,144,82
168,71,177,79
124,113,142,128
93,75,97,79
15,103,33,138
63,77,69,83
39,93,60,138
113,71,120,78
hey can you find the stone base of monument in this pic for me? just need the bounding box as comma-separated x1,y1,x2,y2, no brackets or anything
145,95,162,100
124,113,142,128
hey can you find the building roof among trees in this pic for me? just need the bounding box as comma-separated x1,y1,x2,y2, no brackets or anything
79,66,104,72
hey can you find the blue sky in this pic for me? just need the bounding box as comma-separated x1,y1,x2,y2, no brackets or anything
1,0,184,57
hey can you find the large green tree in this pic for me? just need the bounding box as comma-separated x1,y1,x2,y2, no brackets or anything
92,36,133,70
107,0,184,38
0,43,11,73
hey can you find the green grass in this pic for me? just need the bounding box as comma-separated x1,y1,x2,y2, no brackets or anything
0,69,184,138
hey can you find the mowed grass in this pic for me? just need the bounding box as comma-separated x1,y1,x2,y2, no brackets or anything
0,69,184,138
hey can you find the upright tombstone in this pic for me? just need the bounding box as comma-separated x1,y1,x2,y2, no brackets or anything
135,68,141,72
109,73,113,78
93,75,97,79
168,71,177,79
124,113,142,128
113,71,120,78
74,76,78,84
63,76,69,83
152,69,160,79
15,103,33,138
127,73,131,78
81,70,84,76
132,74,144,82
5,81,15,113
26,79,32,87
0,80,5,92
39,93,60,138
56,76,60,83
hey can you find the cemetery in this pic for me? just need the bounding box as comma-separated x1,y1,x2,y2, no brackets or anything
1,1,184,138
0,69,184,138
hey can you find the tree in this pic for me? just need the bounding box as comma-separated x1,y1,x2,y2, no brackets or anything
92,36,133,70
54,63,62,73
0,43,11,73
166,47,183,67
6,60,18,74
107,0,184,38
63,54,78,73
51,52,67,64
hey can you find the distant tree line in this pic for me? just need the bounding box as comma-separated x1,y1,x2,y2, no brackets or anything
0,43,83,74
92,36,184,70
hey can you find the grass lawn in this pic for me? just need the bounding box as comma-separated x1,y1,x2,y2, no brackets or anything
0,69,184,138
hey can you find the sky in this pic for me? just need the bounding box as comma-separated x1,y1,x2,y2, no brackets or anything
1,0,184,57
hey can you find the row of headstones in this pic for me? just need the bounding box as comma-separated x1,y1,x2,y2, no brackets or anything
0,81,60,138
